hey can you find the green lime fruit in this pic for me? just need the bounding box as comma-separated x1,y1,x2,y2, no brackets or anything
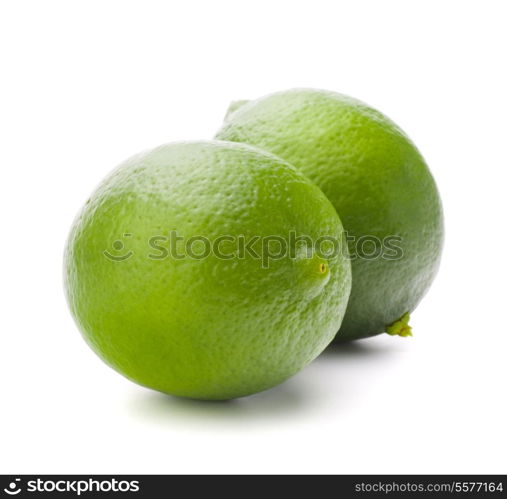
216,89,444,342
64,141,351,399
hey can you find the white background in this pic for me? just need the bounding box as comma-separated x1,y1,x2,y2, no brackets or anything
1,0,506,474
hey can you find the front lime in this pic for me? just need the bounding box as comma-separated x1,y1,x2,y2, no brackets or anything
64,141,351,399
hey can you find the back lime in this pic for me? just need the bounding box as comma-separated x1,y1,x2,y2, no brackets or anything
216,89,444,341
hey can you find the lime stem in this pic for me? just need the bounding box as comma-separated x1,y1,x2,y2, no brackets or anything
386,312,413,337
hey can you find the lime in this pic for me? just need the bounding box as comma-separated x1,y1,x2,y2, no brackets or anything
65,141,351,399
216,89,444,342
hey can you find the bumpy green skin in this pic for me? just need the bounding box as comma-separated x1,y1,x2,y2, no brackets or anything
216,89,444,342
65,141,351,399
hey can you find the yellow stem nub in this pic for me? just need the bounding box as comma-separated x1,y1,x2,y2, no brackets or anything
386,312,413,337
